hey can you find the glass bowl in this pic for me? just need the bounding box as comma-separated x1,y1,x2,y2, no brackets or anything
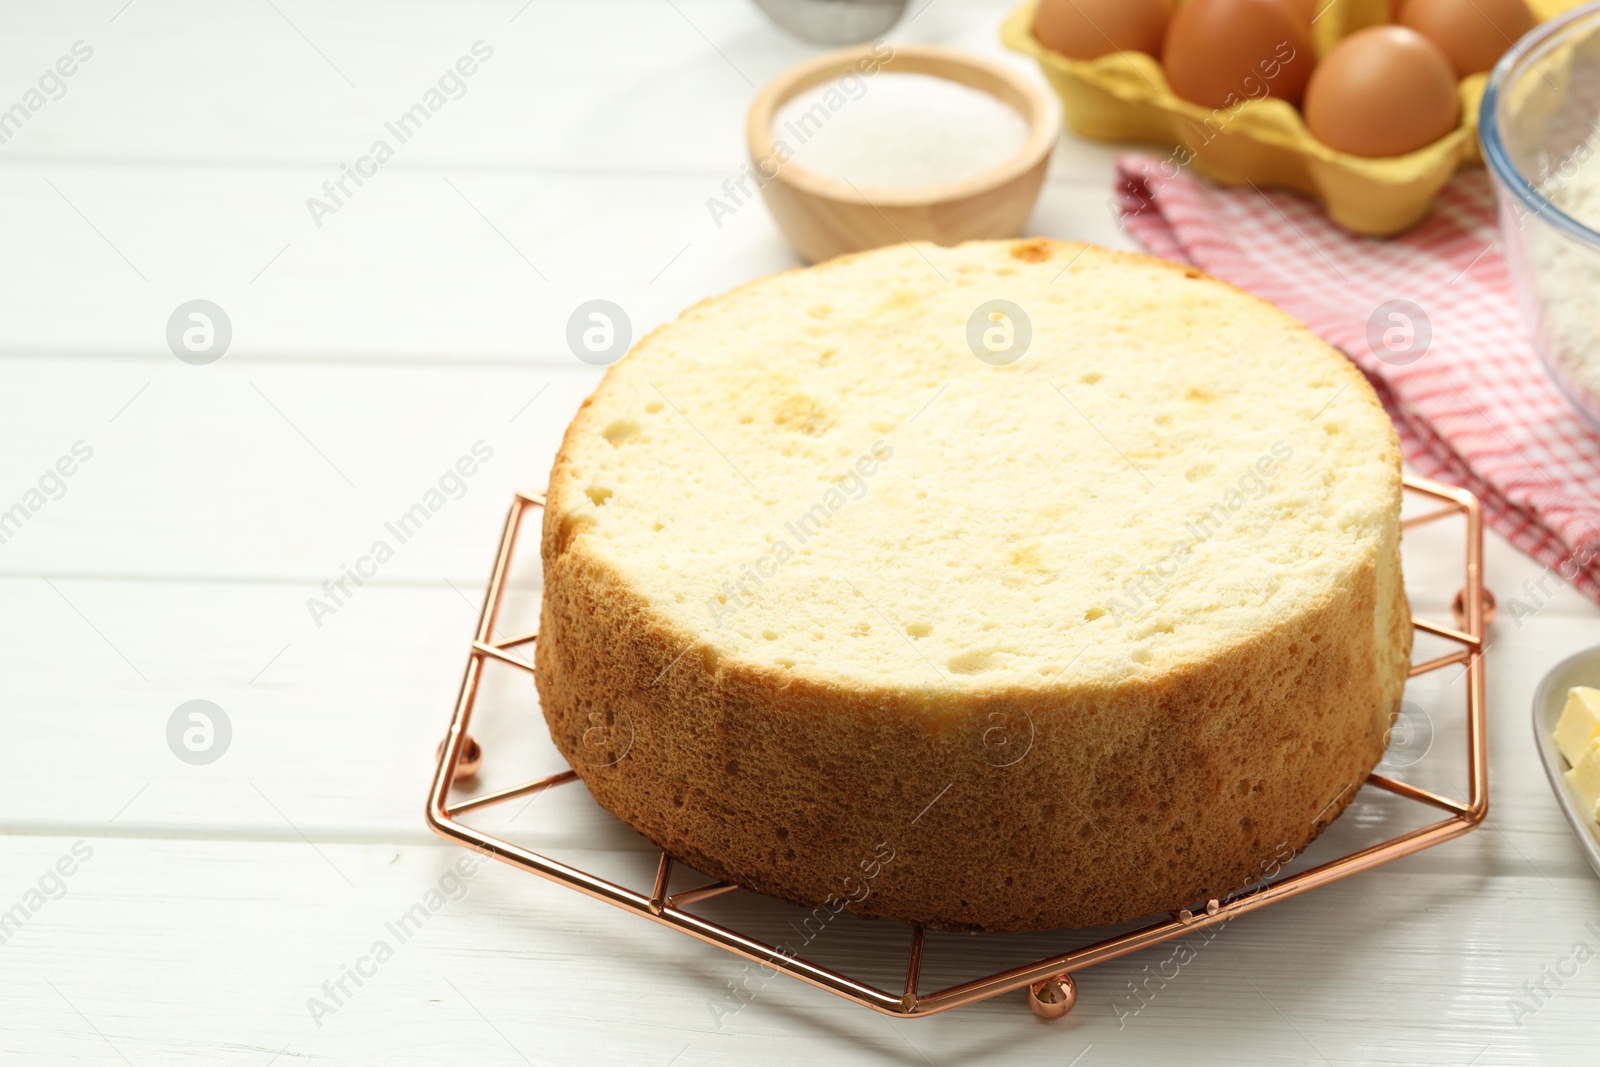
1482,1,1600,434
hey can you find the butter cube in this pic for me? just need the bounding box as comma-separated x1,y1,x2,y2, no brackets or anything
1565,738,1600,824
1556,686,1600,766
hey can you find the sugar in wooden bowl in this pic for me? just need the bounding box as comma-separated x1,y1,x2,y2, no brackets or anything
773,71,1030,188
746,44,1059,264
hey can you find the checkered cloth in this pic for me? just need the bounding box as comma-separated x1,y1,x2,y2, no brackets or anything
1114,153,1600,605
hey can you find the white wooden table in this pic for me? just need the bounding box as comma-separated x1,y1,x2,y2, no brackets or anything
3,2,1598,1063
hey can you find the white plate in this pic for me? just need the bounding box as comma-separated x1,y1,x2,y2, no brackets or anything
1532,646,1600,880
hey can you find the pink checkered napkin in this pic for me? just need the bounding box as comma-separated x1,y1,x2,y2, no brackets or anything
1113,153,1600,605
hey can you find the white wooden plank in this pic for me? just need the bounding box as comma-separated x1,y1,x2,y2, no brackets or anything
0,0,1132,361
0,357,596,580
0,163,776,361
0,0,1091,174
1,835,1597,1064
0,164,1127,363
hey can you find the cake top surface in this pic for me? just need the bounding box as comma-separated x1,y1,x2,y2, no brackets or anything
545,240,1400,694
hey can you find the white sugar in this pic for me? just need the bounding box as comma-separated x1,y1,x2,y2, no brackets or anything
773,71,1029,188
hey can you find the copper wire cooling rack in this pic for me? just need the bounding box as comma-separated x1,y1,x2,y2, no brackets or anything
425,474,1491,1019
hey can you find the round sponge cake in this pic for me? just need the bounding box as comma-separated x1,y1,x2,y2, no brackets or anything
536,239,1410,931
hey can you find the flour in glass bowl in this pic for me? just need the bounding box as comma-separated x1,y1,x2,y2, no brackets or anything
773,72,1030,188
1526,140,1600,422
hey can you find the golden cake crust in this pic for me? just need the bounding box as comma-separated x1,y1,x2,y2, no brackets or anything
535,239,1410,931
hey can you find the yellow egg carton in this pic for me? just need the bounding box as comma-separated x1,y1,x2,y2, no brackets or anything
1001,0,1581,235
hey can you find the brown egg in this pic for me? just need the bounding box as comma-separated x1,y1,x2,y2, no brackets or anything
1163,0,1316,110
1032,0,1173,61
1402,0,1536,77
1267,0,1319,28
1304,27,1460,157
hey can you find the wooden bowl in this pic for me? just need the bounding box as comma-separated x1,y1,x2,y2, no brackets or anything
746,44,1059,264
